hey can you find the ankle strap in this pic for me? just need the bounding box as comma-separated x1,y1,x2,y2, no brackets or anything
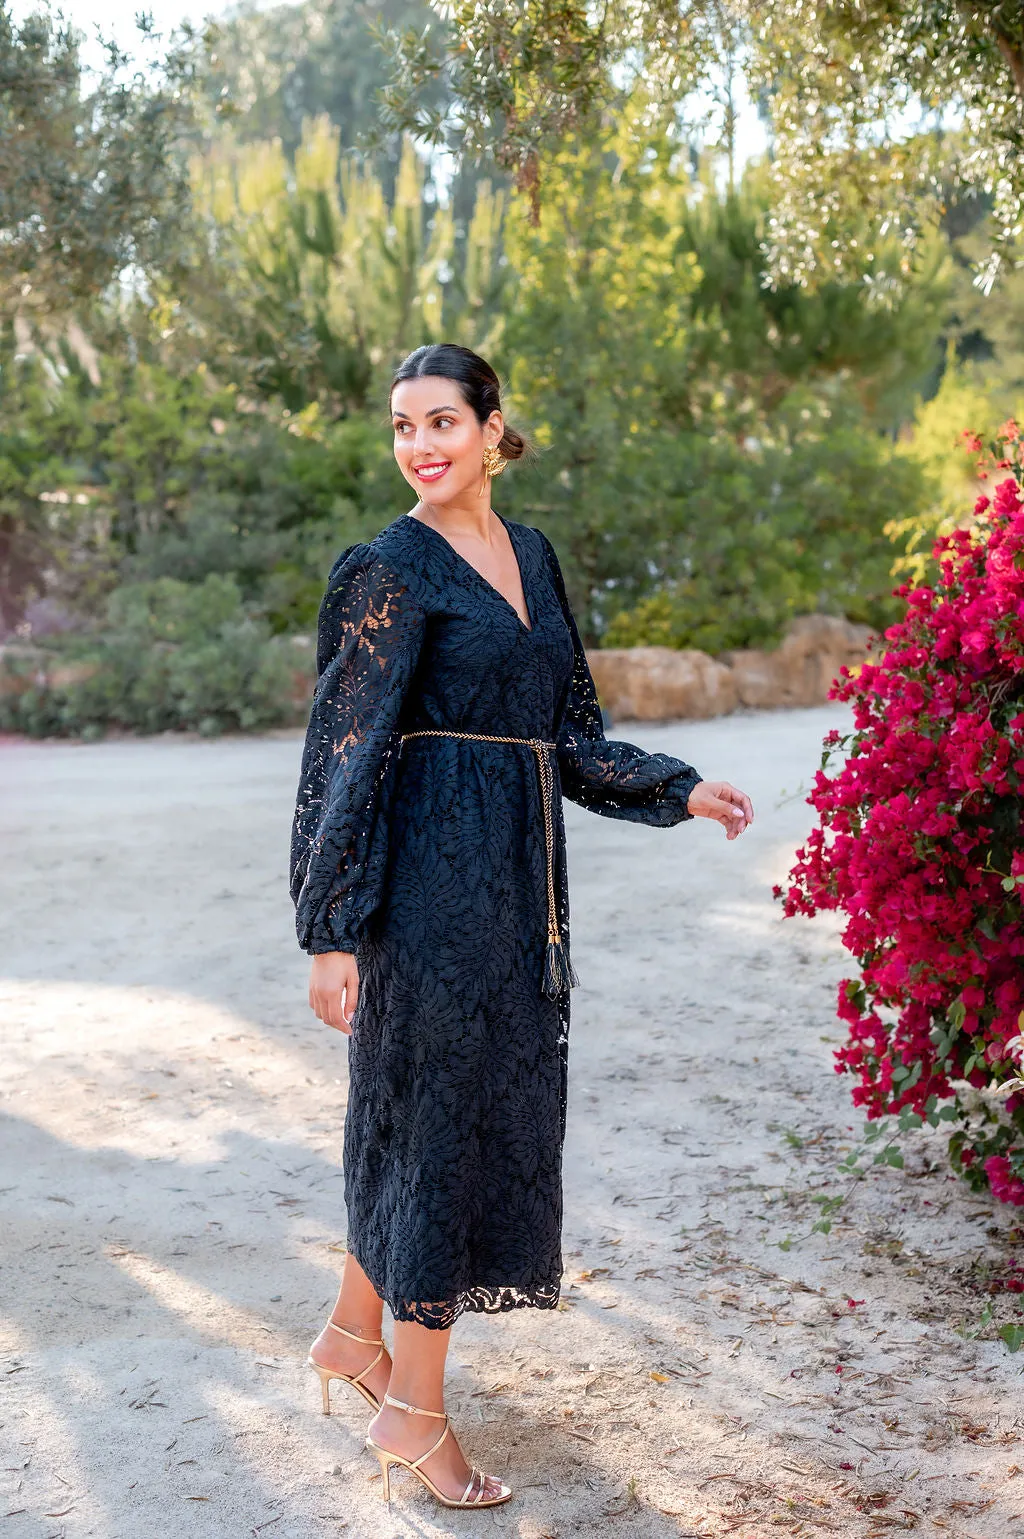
327,1321,385,1346
383,1392,447,1419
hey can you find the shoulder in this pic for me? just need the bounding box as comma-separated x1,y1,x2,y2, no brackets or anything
519,521,560,563
322,541,374,593
519,523,566,592
322,520,430,612
500,516,560,569
315,539,425,678
315,533,426,673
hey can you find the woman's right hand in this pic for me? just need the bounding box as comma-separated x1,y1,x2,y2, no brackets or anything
309,951,359,1035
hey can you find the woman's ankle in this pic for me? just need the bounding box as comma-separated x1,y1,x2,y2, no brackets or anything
328,1314,384,1341
380,1384,445,1416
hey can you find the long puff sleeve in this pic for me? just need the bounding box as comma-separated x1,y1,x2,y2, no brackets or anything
291,544,426,954
536,528,703,826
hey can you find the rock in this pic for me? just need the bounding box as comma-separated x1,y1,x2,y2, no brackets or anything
0,645,97,696
286,634,316,710
587,614,875,722
47,660,99,691
586,645,738,722
719,614,875,710
0,645,49,697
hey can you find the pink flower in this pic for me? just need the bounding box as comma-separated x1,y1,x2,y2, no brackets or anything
775,423,1024,1206
985,1156,1024,1207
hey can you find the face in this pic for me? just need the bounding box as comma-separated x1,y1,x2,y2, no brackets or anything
391,375,503,503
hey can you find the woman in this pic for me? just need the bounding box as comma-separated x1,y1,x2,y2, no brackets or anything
290,343,753,1511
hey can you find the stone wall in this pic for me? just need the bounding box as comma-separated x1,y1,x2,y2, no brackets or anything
586,614,875,723
2,614,875,728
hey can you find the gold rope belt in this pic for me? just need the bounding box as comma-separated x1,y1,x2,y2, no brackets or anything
397,730,579,1000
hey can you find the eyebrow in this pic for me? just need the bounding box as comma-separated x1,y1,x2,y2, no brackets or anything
392,404,461,420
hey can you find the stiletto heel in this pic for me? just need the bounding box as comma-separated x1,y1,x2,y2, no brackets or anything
307,1321,387,1414
310,1362,333,1414
365,1392,513,1509
375,1452,394,1502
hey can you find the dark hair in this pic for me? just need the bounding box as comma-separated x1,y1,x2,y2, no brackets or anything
389,343,531,463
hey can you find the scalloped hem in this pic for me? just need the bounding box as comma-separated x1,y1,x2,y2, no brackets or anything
388,1280,562,1330
344,1245,563,1332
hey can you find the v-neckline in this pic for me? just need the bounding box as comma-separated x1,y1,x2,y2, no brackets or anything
405,510,535,635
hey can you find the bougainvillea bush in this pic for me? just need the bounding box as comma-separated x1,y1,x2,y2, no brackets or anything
775,422,1024,1206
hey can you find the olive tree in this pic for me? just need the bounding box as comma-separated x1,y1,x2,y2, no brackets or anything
374,0,1024,287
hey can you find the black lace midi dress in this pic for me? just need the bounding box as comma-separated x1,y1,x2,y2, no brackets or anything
290,511,703,1329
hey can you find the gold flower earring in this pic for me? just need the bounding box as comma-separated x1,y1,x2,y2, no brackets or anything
482,444,507,477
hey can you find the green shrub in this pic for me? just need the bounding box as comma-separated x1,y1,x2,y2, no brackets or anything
597,424,925,654
1,575,300,738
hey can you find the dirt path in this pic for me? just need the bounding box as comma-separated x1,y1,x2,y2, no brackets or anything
2,705,1022,1539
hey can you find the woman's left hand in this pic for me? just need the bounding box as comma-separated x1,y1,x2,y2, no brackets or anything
686,779,753,839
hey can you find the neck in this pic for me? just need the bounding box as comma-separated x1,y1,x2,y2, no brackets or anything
415,480,496,542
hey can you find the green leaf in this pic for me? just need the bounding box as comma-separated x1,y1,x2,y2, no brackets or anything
999,1323,1024,1353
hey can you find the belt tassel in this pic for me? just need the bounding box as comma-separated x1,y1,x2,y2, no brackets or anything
543,933,580,999
398,729,579,1000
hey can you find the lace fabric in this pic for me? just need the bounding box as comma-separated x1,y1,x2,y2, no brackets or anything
290,512,703,1328
291,546,427,955
537,528,704,825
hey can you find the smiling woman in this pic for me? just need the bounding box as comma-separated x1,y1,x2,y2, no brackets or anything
388,350,533,627
288,341,754,1512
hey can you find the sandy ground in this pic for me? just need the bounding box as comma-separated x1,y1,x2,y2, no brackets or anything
2,704,1023,1539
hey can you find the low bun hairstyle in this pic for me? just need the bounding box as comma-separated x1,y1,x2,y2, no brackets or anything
389,343,532,464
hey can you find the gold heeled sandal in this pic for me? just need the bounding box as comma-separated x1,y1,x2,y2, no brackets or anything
307,1320,387,1414
366,1392,513,1509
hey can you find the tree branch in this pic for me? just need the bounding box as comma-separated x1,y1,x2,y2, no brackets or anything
958,2,1024,102
992,26,1024,102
